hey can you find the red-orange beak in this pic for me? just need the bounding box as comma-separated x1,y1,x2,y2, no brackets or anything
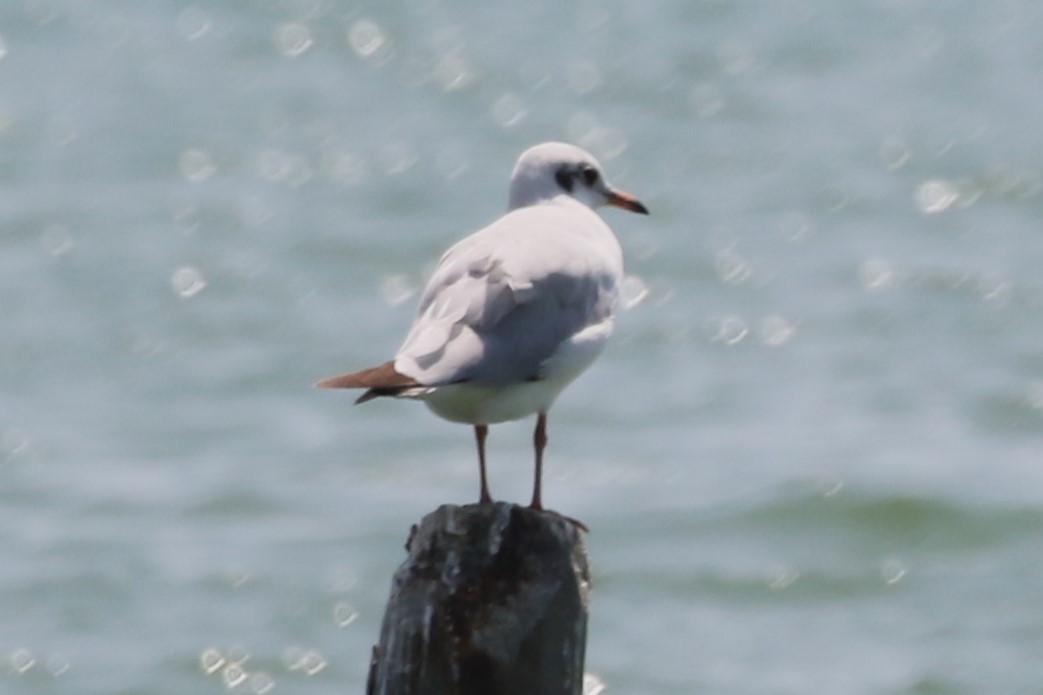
606,188,649,215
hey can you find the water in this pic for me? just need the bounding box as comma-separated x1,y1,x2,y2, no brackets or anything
3,1,1043,693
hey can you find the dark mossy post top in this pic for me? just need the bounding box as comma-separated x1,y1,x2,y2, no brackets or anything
367,502,591,695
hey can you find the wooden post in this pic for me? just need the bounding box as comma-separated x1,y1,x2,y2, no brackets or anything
366,502,590,695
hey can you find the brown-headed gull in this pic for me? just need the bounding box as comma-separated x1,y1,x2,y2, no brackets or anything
317,141,648,510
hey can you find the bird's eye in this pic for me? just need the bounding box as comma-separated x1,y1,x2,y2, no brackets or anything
580,166,599,187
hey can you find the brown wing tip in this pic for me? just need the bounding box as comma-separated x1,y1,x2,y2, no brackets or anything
314,374,355,389
314,361,420,393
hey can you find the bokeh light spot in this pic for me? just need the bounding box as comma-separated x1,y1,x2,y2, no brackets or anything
283,646,328,676
1026,381,1043,410
714,247,752,285
171,265,207,298
321,149,370,185
348,19,390,61
222,662,248,689
879,136,911,170
567,60,602,94
858,258,895,290
41,223,74,257
490,93,527,129
377,142,417,176
690,82,725,118
179,148,216,183
333,601,359,627
710,316,749,346
765,564,799,590
176,8,211,41
881,558,907,586
200,647,226,675
250,672,276,694
10,648,35,675
433,51,475,91
379,274,416,306
274,23,314,57
719,40,757,74
620,275,649,310
915,179,958,214
46,654,70,677
758,315,796,346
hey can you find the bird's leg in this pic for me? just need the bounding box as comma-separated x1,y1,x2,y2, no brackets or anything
529,413,548,510
475,424,492,504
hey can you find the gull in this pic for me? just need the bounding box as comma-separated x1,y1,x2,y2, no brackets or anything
317,141,648,510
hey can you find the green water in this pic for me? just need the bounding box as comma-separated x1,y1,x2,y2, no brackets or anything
3,1,1043,693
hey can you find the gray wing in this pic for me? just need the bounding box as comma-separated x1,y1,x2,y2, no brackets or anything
393,206,621,386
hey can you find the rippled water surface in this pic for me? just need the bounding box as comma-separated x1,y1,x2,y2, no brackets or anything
4,1,1043,693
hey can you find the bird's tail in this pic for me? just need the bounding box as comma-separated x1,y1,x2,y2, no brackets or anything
315,361,421,404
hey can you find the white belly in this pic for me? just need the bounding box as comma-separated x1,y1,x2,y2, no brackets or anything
417,319,613,424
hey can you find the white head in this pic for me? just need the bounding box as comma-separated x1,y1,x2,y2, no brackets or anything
507,141,648,215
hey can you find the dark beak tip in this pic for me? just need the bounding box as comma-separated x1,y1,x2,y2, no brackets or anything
608,190,650,215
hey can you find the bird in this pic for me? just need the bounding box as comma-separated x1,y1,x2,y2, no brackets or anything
317,141,648,511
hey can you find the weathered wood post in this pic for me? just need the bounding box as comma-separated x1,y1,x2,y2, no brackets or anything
366,501,590,695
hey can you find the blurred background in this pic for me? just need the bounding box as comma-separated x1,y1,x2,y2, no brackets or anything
3,0,1043,693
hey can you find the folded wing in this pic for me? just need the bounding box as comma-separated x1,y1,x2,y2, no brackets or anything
394,205,622,386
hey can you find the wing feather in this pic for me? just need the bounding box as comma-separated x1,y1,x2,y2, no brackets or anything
393,203,623,387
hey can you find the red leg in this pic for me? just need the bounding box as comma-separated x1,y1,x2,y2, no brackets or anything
475,425,492,504
529,413,547,510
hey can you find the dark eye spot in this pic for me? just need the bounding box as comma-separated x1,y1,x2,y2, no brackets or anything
581,165,599,187
555,167,574,192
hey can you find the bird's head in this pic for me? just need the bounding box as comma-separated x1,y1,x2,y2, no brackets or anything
507,142,648,215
